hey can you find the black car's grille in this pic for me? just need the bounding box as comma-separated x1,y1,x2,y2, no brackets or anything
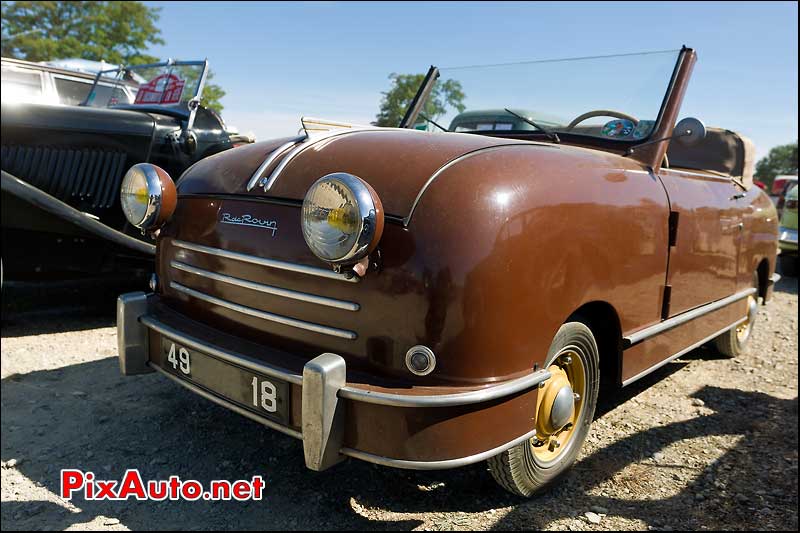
1,144,127,210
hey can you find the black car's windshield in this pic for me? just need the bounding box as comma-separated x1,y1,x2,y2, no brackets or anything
83,60,208,109
407,49,682,143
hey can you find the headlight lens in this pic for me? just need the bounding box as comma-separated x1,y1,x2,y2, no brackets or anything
301,173,384,264
120,163,174,229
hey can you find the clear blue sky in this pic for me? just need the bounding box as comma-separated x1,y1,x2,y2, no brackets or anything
145,1,797,159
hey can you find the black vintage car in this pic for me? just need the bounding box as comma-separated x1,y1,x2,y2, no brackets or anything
1,59,253,281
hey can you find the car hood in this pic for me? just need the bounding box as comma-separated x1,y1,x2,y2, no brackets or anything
176,129,539,216
1,101,164,137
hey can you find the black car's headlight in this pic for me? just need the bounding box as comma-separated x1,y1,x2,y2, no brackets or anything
120,163,176,230
301,173,384,265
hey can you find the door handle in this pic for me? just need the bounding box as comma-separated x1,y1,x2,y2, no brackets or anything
730,193,746,200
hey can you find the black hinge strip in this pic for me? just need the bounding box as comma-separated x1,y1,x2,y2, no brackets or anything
668,210,679,247
661,284,672,320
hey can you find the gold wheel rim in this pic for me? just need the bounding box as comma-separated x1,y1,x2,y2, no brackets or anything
531,349,585,463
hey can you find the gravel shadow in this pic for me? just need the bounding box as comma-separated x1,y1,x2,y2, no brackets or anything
3,350,796,530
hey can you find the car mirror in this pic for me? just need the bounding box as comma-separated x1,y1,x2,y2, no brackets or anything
674,117,706,146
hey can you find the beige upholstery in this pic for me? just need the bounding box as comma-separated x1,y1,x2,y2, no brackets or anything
667,128,755,188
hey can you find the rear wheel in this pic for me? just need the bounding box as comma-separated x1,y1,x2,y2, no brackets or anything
714,274,759,357
779,254,797,277
487,322,599,497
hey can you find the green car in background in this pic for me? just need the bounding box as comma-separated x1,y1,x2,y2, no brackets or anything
779,184,798,276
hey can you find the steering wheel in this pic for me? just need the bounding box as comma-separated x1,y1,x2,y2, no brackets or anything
565,110,640,131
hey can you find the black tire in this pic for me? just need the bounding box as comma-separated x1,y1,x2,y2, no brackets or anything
487,322,600,497
779,254,797,278
714,274,759,358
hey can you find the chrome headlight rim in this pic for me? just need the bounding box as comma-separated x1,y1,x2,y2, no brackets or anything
302,172,383,265
121,163,164,229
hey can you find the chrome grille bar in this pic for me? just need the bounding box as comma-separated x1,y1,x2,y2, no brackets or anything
170,282,357,340
171,260,359,311
172,240,358,283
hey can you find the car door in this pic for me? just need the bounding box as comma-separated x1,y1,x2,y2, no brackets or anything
657,168,742,317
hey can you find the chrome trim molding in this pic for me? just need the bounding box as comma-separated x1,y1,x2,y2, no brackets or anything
169,281,358,340
262,128,392,191
663,168,733,181
172,239,358,283
622,316,748,387
151,364,303,440
246,135,307,191
140,315,303,384
623,287,757,347
170,260,360,311
340,428,538,470
403,143,552,227
339,368,551,407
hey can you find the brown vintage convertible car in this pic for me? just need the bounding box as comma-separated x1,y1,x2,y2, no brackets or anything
116,47,779,496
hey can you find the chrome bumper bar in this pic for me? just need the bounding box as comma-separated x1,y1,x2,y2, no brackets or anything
117,292,550,471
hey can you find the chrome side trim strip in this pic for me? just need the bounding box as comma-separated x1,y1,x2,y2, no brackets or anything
663,168,732,181
403,143,553,227
170,260,360,311
623,287,756,347
150,364,303,439
262,128,388,191
340,428,538,470
141,315,303,385
246,135,307,191
172,239,358,283
621,316,747,387
169,282,358,340
339,368,551,407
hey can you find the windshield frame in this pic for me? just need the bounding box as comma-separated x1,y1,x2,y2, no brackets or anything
401,48,690,150
81,59,209,127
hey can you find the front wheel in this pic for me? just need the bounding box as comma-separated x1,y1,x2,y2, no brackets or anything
487,322,600,497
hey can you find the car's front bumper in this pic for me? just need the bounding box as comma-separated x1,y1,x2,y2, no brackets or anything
117,292,549,471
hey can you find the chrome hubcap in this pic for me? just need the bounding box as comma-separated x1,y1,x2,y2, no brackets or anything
550,384,576,430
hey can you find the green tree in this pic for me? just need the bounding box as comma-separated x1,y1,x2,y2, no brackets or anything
755,141,798,190
374,73,466,127
1,1,164,64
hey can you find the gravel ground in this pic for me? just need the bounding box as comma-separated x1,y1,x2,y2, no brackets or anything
1,276,797,531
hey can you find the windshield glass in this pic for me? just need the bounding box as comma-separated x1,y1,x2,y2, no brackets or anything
84,60,207,109
412,49,681,142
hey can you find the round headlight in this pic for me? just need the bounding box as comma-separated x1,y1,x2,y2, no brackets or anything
301,173,384,265
120,163,175,230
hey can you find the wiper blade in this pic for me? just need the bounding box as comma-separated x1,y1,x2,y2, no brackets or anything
503,108,560,143
419,113,448,132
